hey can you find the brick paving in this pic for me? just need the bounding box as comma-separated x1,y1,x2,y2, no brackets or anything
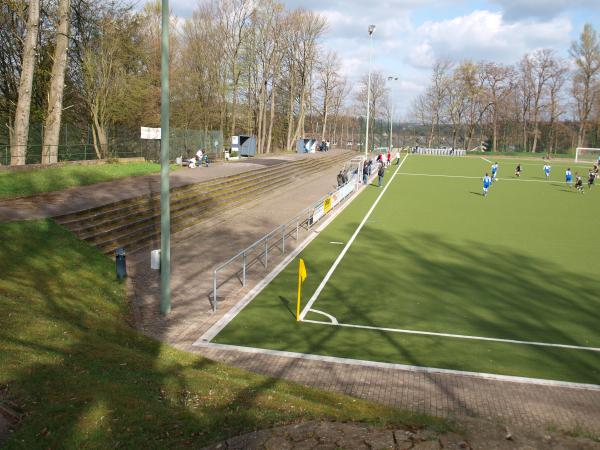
191,345,600,435
202,419,600,449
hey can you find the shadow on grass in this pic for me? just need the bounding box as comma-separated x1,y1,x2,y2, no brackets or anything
0,220,429,448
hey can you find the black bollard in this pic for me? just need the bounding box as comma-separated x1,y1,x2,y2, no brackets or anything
116,247,127,280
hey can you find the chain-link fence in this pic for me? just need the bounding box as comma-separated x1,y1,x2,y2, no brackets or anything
0,123,224,166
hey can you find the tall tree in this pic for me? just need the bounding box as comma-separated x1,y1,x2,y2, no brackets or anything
11,0,40,165
42,0,71,164
570,23,600,147
484,63,513,152
317,51,342,141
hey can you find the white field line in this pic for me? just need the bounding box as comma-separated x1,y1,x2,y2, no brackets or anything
195,341,600,391
307,309,339,324
480,156,493,163
399,172,568,184
302,318,600,353
298,154,409,321
195,177,371,344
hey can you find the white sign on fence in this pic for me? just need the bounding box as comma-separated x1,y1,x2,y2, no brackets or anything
141,127,161,140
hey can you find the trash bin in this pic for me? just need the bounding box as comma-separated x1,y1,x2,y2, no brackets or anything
151,249,161,270
116,247,127,280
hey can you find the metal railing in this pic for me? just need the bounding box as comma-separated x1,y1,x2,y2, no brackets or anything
211,174,362,311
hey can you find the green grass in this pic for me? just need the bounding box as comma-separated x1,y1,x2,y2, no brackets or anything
0,162,179,199
214,155,600,385
474,151,575,158
0,220,443,448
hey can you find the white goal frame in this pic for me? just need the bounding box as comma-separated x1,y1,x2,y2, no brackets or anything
575,147,600,163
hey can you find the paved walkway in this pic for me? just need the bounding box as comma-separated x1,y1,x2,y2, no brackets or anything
203,419,600,449
128,160,348,346
193,344,600,435
0,153,306,221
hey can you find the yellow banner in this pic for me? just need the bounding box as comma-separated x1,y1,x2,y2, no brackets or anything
323,196,332,213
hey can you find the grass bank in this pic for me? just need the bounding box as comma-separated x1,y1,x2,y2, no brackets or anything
0,162,178,199
0,220,442,448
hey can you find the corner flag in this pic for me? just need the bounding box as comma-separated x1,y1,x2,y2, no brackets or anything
296,259,307,321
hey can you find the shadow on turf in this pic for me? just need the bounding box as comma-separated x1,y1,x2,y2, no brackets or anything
3,220,414,448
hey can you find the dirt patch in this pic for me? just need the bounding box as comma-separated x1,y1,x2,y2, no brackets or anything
0,385,23,447
202,417,600,449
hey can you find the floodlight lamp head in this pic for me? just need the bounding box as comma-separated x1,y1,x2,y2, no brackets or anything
368,25,376,35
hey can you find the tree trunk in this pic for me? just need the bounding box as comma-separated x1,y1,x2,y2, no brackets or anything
230,62,238,137
11,0,40,166
321,91,329,141
91,109,108,159
285,71,296,151
578,123,585,148
266,78,276,154
43,0,71,164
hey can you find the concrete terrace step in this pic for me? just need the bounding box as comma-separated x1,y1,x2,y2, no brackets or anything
55,151,355,254
59,153,344,235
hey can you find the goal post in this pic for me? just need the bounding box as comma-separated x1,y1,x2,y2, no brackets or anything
575,147,600,163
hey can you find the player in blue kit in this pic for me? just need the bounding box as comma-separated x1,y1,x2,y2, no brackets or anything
483,173,492,197
565,168,573,189
543,163,551,180
491,162,498,181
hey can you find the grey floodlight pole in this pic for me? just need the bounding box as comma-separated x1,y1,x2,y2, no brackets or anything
364,25,375,158
387,76,398,153
160,0,171,315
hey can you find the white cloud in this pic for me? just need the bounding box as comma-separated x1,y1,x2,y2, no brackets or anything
407,10,573,67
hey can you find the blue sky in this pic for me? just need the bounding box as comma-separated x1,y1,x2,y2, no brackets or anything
164,0,600,116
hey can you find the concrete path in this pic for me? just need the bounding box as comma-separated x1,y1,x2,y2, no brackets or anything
194,344,600,436
0,153,308,221
127,160,347,346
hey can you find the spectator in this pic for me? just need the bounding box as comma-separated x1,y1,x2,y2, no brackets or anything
362,163,369,184
378,163,385,187
337,170,344,187
387,150,391,167
326,140,330,151
195,148,204,168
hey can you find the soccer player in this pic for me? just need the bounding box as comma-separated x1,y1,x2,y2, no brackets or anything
565,168,573,189
588,170,595,189
543,163,551,180
491,162,499,181
515,164,521,177
575,172,584,193
483,173,492,197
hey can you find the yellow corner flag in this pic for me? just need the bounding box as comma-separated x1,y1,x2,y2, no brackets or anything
296,259,307,321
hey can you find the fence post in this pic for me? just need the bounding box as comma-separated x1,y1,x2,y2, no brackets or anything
281,224,285,254
213,270,217,312
242,252,246,287
264,238,268,268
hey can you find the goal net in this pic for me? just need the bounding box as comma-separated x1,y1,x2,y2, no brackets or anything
575,147,600,163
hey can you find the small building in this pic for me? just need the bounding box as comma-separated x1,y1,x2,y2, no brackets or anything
232,135,256,157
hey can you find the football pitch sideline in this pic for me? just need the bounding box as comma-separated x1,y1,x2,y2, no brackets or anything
207,155,600,385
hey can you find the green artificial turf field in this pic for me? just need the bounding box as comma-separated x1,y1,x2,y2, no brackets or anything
212,155,600,385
